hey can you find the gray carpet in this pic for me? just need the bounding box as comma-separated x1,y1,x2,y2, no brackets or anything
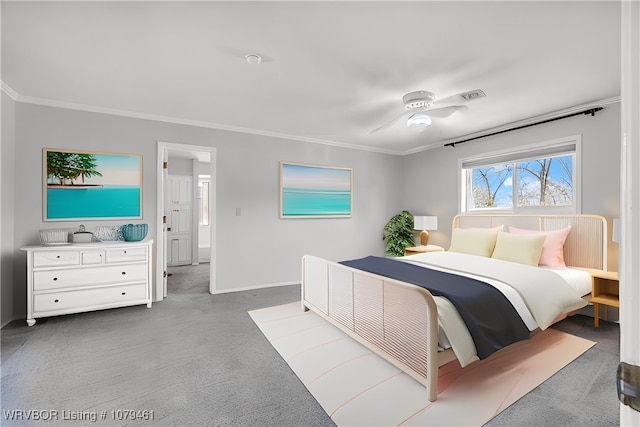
1,283,333,426
1,267,620,426
167,263,211,294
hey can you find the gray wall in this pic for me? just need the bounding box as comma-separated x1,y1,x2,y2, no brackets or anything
1,92,16,326
401,102,621,270
5,102,403,322
167,157,194,176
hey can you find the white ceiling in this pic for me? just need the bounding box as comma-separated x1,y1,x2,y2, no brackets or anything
1,1,621,155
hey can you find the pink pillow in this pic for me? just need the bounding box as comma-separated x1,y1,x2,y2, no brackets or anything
508,226,572,267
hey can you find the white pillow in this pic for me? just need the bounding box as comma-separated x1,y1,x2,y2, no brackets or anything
448,226,502,257
491,231,546,266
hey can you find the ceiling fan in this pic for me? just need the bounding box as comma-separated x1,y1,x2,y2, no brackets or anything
369,89,485,134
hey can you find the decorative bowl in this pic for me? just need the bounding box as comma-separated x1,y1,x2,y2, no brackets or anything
121,224,148,242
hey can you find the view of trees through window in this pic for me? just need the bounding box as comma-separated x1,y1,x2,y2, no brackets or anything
470,154,573,209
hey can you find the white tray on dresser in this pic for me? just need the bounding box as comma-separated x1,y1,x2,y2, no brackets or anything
21,240,154,326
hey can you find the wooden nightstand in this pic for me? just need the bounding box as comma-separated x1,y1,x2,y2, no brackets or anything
404,245,445,256
584,269,619,328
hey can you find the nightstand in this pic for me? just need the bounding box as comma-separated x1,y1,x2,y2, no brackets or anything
404,245,445,256
586,269,619,328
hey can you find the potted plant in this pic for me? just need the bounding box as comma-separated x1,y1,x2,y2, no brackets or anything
383,210,415,257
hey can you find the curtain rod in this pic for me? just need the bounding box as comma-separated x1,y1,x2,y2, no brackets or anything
444,107,604,148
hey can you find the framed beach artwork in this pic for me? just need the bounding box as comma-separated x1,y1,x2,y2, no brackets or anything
279,161,352,218
43,148,143,221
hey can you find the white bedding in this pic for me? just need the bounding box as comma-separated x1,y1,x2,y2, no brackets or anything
541,266,593,296
398,251,589,367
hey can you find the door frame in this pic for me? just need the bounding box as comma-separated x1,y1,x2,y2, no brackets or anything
156,141,217,300
620,1,640,424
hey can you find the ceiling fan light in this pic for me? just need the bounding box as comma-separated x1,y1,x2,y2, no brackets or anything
407,113,432,128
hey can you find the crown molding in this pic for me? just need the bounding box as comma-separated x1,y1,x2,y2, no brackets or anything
0,81,403,156
1,81,19,100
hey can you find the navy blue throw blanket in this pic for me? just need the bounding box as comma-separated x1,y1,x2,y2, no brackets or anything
339,256,530,359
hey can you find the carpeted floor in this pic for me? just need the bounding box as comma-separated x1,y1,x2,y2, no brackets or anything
167,263,210,294
1,284,334,426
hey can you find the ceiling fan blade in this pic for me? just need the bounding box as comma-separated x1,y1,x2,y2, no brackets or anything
425,105,468,118
368,110,411,134
434,89,486,106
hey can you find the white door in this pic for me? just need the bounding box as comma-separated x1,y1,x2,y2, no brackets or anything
166,175,192,266
157,141,217,301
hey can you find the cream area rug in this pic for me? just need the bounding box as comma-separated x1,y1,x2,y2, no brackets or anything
249,302,595,427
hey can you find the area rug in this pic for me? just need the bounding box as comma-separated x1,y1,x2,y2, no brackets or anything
249,302,596,427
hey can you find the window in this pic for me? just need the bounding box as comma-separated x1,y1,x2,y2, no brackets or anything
460,136,580,213
198,177,210,226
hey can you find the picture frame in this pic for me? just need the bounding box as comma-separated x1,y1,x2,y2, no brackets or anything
43,148,143,221
279,161,352,218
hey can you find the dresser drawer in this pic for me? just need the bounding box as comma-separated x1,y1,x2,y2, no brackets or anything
33,264,147,291
33,251,80,267
34,283,148,313
105,247,147,263
81,250,104,265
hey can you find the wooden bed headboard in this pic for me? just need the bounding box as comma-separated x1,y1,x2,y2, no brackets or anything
453,214,608,271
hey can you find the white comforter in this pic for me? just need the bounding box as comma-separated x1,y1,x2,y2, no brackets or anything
398,252,588,367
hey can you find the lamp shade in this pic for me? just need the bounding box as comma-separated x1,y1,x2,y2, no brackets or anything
413,216,438,231
613,218,620,243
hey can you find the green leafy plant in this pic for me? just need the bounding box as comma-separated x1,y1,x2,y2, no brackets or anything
383,210,415,257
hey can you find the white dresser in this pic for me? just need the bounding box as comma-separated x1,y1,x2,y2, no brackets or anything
21,240,153,326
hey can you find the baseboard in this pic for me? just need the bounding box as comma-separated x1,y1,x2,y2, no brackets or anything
211,281,299,295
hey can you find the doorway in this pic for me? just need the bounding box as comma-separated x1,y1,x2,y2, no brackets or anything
156,142,217,300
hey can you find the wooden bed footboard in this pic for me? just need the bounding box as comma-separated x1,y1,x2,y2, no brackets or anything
301,254,441,402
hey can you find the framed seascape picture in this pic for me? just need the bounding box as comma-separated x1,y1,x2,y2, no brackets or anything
280,161,352,218
43,148,143,221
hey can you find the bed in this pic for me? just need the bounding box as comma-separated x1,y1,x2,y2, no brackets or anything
301,214,608,402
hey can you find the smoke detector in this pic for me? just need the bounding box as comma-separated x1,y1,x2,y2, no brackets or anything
245,53,262,65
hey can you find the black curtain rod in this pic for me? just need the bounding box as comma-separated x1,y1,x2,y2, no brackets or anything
444,107,604,148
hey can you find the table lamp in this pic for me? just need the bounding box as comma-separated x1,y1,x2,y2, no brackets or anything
613,218,620,243
413,216,438,246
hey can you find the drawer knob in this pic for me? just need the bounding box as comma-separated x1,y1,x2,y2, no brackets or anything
54,299,59,303
56,255,60,259
53,277,58,281
122,271,126,275
121,292,126,296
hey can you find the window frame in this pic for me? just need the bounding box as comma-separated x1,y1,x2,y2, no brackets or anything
458,135,582,214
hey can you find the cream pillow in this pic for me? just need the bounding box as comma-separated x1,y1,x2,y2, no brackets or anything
491,231,546,266
508,226,572,267
448,226,502,257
